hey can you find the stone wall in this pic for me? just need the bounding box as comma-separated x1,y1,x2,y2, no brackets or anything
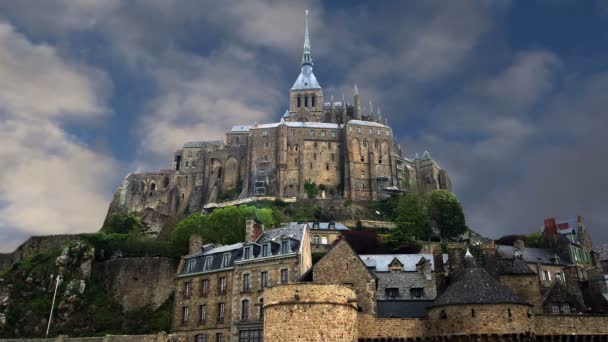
499,274,543,313
357,314,428,340
310,240,376,314
427,304,534,337
0,332,185,342
535,314,608,336
263,283,358,342
99,257,178,312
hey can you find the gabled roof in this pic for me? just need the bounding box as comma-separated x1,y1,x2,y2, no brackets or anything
430,255,531,308
360,254,448,272
180,242,243,276
496,245,571,265
496,258,536,275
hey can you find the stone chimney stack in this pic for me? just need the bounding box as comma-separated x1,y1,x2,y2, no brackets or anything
481,241,497,276
189,234,203,255
433,244,447,295
447,243,465,276
513,239,525,259
245,218,265,243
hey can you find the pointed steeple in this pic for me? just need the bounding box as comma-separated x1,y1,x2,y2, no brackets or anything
353,83,361,119
369,100,375,121
378,107,383,123
291,10,321,91
301,10,313,67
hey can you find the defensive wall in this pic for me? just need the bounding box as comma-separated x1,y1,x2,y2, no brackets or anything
263,283,358,342
97,257,178,312
0,332,185,342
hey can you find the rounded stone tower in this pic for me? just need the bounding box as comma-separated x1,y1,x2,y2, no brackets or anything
263,283,358,342
428,250,535,340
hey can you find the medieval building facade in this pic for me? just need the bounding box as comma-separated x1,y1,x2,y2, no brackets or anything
105,12,451,235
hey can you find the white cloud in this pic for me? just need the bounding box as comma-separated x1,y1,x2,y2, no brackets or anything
0,21,116,252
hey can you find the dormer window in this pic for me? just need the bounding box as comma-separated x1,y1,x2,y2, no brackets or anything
385,288,399,298
222,253,231,267
328,222,335,230
186,259,197,273
281,241,289,254
410,288,424,298
244,247,251,260
262,244,269,257
203,256,213,271
313,222,320,229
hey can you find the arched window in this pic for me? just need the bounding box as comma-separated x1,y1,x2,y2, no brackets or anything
195,334,207,342
150,183,156,191
312,94,316,107
297,96,301,107
374,140,380,149
362,139,368,148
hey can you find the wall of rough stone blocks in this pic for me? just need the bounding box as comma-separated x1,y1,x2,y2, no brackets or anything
427,304,534,337
99,257,178,312
499,274,544,313
311,240,376,314
357,314,428,340
263,284,358,342
534,314,608,336
1,332,186,342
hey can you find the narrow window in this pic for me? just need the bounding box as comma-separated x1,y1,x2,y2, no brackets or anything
244,247,251,259
222,253,230,267
201,279,209,296
182,306,190,325
331,153,335,161
312,94,316,107
310,163,313,169
219,277,227,294
261,271,268,288
216,333,223,342
203,256,213,271
314,153,317,160
242,300,250,320
313,236,319,244
243,273,251,292
297,96,301,107
349,126,353,132
217,303,225,322
280,269,289,283
262,244,268,257
259,299,264,318
305,95,308,107
508,308,512,317
184,282,192,299
195,334,207,342
357,127,362,133
281,240,289,254
199,304,207,323
310,130,315,136
362,139,367,148
471,308,476,318
326,164,329,170
291,129,295,135
331,131,336,138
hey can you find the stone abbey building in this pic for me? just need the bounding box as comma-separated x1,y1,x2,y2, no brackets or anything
105,12,451,234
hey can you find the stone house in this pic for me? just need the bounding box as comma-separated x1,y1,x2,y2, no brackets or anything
173,219,311,342
307,221,349,253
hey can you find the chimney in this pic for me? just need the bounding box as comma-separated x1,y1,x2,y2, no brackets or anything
544,217,557,234
481,241,497,276
245,218,265,243
447,243,465,276
432,244,447,295
513,239,525,259
189,234,203,255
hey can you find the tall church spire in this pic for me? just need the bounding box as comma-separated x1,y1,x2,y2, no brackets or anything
302,10,313,67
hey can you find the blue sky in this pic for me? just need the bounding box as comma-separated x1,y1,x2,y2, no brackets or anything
1,0,607,252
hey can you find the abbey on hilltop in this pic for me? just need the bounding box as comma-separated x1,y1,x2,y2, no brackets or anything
106,11,451,234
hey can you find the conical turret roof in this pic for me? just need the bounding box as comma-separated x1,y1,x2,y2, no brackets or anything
430,250,531,307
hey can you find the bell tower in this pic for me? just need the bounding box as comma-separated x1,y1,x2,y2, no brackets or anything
288,10,324,122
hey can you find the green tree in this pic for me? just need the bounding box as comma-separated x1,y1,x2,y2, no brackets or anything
426,190,468,240
170,206,275,253
525,231,541,247
102,213,143,234
393,193,431,242
304,180,319,199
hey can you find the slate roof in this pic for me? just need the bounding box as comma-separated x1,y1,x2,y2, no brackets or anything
496,258,536,275
375,272,436,301
496,245,571,265
360,254,448,272
230,125,252,132
179,242,243,276
291,65,321,90
253,122,342,129
430,256,531,308
347,120,389,128
306,221,349,231
596,243,608,261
